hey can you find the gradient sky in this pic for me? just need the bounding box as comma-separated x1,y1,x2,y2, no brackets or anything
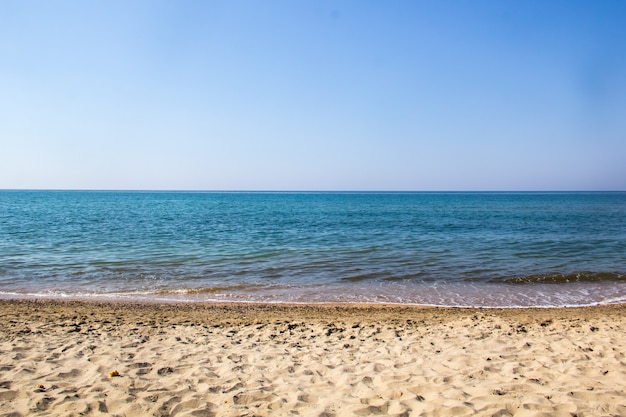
1,1,625,191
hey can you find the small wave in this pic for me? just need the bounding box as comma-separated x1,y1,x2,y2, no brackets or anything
152,283,270,295
501,271,625,284
341,272,381,282
383,273,426,282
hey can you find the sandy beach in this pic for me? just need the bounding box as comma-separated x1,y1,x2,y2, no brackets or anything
0,300,624,416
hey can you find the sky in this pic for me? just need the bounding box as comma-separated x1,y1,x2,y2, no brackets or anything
1,1,625,191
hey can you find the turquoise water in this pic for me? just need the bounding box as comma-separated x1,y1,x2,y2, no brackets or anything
1,191,625,307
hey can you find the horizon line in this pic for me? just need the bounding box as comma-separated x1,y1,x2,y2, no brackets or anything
2,188,625,193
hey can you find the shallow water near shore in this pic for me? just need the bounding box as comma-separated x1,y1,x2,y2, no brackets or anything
1,190,625,307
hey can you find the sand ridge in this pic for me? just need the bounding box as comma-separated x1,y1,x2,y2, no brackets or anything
0,300,625,416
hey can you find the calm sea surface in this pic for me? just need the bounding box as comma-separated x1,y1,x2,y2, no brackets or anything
1,191,625,307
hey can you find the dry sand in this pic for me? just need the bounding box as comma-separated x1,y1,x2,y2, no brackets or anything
0,300,624,417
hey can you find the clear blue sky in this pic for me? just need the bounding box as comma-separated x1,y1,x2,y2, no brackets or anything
1,1,625,191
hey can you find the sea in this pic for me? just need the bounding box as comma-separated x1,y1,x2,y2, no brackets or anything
1,190,625,307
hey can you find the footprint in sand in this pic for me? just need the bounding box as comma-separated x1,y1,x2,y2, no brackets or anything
57,369,81,379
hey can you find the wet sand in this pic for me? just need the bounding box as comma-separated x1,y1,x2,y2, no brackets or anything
0,299,625,416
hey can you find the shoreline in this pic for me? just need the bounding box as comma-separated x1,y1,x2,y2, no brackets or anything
2,297,626,325
1,299,625,416
2,293,625,309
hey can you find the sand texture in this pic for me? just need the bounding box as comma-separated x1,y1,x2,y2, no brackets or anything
0,300,625,417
